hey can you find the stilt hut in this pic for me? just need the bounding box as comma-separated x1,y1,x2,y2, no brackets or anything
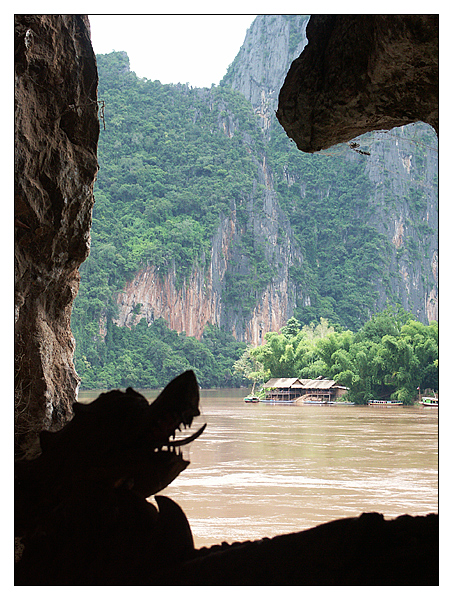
263,377,349,403
297,377,349,403
263,378,305,402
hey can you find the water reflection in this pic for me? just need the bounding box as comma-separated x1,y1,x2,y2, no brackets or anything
78,387,438,548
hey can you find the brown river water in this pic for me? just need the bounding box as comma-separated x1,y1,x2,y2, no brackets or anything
78,387,438,549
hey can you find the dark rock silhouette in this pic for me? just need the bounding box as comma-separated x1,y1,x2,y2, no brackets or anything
168,512,438,585
277,15,438,152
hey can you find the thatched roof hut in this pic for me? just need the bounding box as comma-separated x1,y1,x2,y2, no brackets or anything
263,376,348,402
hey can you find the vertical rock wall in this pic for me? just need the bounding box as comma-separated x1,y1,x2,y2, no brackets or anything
224,14,310,135
114,192,304,346
231,14,438,329
15,15,99,456
112,14,437,344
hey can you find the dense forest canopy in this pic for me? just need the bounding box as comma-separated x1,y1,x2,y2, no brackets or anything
241,308,438,404
71,38,437,392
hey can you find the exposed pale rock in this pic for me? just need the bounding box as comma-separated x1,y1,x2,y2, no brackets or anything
115,198,302,345
115,264,218,340
225,14,309,135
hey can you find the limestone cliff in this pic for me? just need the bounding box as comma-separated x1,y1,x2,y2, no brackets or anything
113,16,309,343
223,15,310,134
88,14,437,357
229,15,437,326
116,192,305,345
14,15,99,456
110,14,437,344
360,126,438,322
221,14,437,330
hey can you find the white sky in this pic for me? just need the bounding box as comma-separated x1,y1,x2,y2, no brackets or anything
88,14,257,88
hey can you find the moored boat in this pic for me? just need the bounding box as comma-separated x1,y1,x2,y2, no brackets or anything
244,382,260,403
421,397,438,407
259,398,295,404
244,396,260,403
301,399,336,405
368,399,403,406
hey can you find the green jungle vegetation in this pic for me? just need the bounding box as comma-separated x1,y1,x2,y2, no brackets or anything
237,308,438,404
71,49,437,392
76,317,247,390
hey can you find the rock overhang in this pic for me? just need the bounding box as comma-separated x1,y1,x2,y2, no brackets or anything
276,14,438,153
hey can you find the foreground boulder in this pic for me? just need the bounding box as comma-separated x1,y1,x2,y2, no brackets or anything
168,511,438,586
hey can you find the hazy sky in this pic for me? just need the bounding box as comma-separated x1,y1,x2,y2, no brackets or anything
88,14,257,88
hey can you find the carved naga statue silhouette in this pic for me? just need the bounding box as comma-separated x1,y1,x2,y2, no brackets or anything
15,370,206,585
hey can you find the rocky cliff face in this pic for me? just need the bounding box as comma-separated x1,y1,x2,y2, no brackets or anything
110,14,437,344
223,15,309,134
115,263,218,339
228,14,437,327
14,15,99,455
114,16,310,343
116,189,305,345
361,126,438,322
